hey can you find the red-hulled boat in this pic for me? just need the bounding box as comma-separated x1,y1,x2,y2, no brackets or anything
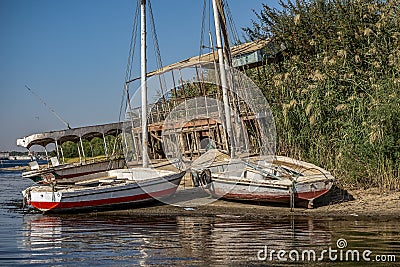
23,168,185,213
192,153,334,208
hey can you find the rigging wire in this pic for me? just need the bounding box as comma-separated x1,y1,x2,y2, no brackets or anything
223,0,240,46
125,0,141,82
199,0,208,59
147,0,162,72
199,0,245,60
222,0,262,154
197,0,262,155
115,0,140,161
119,0,140,125
25,85,71,129
117,0,167,161
147,0,167,100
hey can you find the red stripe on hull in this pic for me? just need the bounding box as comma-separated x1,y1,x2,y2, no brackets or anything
30,187,177,212
296,189,329,201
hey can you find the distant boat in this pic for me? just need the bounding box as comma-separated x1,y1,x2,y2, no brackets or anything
22,168,184,213
0,152,10,160
17,122,125,183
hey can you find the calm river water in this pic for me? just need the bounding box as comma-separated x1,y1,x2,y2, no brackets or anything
0,167,399,266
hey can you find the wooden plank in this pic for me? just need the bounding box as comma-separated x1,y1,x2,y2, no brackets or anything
75,176,117,185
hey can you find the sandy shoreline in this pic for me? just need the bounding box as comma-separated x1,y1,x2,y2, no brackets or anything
4,166,398,219
89,186,400,220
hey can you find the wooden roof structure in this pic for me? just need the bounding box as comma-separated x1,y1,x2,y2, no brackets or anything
138,39,271,80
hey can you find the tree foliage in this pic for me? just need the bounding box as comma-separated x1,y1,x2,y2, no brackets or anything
244,0,400,189
59,135,122,160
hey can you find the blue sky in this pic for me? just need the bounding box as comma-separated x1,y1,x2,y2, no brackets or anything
0,0,278,151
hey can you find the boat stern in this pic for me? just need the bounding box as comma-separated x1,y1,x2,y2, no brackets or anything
23,187,62,212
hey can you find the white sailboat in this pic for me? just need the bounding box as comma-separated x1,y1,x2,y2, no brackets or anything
190,0,334,208
22,0,185,213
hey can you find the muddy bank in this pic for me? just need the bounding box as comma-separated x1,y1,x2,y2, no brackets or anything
310,187,400,219
91,186,400,220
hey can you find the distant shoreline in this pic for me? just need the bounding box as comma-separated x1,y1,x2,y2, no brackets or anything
0,166,29,171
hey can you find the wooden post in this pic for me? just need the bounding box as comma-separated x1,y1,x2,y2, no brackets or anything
141,0,149,167
102,133,109,158
79,137,86,163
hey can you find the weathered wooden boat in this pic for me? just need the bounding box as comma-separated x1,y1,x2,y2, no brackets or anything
17,122,125,183
182,0,335,209
22,168,185,213
191,152,334,208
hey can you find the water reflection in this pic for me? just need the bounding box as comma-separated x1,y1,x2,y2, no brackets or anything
22,215,180,266
20,214,353,266
22,216,63,265
175,216,334,265
6,171,398,266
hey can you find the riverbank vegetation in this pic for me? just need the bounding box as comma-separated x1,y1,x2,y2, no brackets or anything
244,0,400,190
56,135,123,162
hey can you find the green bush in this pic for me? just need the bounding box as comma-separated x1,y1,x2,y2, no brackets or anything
244,0,400,190
59,135,122,160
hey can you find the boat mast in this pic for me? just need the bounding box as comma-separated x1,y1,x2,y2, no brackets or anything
141,0,149,167
211,0,234,158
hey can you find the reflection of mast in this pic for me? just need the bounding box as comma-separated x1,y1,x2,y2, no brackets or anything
211,0,235,158
22,216,63,265
141,0,149,167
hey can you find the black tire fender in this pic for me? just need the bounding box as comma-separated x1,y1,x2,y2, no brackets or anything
200,169,212,188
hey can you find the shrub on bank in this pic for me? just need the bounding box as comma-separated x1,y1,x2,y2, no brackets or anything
244,0,400,190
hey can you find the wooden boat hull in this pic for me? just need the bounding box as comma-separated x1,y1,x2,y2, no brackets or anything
193,155,335,208
206,177,332,208
23,169,185,213
22,159,125,183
